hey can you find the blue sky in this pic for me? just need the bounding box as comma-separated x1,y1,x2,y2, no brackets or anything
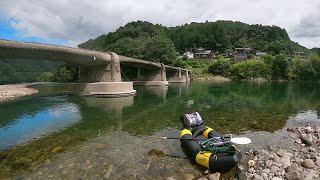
0,0,319,48
0,16,66,45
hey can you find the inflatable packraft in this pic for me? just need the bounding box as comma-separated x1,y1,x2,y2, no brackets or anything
179,112,242,170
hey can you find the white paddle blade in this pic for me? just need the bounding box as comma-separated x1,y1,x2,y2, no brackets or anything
230,137,251,144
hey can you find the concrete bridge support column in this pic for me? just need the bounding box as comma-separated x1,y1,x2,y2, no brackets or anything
69,52,136,97
133,63,169,86
167,68,190,83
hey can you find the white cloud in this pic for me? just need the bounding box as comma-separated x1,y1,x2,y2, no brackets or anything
0,0,319,48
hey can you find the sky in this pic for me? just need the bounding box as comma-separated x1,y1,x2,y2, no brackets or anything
0,0,319,48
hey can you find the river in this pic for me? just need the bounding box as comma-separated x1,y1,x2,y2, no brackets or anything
0,81,319,178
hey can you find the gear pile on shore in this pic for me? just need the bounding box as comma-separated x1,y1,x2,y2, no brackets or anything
240,125,320,180
0,84,38,101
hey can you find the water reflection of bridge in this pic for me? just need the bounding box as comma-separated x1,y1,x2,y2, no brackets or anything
79,83,190,131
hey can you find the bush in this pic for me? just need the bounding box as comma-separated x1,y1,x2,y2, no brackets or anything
38,72,54,82
230,59,270,80
208,59,231,76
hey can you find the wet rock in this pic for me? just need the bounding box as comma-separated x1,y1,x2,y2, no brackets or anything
95,143,107,149
147,149,166,157
208,172,220,180
104,164,114,179
51,146,63,153
302,159,316,169
285,165,304,180
184,174,195,180
166,177,175,180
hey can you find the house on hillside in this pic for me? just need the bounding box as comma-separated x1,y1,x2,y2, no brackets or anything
256,51,267,56
194,48,215,59
292,51,307,60
183,51,194,59
233,47,253,60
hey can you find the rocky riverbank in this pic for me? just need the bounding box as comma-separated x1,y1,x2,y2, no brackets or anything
193,75,231,82
0,84,38,102
239,125,320,180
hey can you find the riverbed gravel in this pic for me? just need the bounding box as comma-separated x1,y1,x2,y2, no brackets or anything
239,125,320,180
0,84,38,101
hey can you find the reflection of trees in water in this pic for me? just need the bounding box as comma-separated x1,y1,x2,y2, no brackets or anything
122,82,320,135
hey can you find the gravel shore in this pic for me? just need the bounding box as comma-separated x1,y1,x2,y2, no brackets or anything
239,125,320,180
0,84,38,102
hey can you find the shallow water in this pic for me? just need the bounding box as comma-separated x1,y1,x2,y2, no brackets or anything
0,81,319,177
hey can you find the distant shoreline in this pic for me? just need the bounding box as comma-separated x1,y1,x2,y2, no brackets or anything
0,84,38,102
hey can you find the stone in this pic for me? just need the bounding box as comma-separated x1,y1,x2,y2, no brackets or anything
271,178,282,180
304,125,313,133
51,146,63,153
270,166,280,174
276,149,285,157
253,174,263,180
253,150,261,156
290,132,297,138
302,159,316,169
274,162,282,168
309,152,316,159
166,177,175,180
261,168,270,174
265,160,273,167
301,134,313,145
237,165,244,171
208,172,220,180
248,168,255,173
261,173,268,178
184,174,195,180
95,143,107,149
104,164,114,179
197,178,208,180
238,172,249,180
248,160,256,167
315,159,320,166
287,127,295,132
295,139,302,144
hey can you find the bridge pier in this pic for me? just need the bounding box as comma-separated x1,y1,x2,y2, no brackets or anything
71,52,136,97
132,63,169,86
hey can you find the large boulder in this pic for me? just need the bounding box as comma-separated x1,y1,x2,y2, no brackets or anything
285,165,304,180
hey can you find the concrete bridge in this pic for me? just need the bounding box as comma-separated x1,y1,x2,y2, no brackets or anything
0,40,191,97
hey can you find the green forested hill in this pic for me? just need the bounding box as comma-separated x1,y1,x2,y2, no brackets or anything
79,20,307,64
0,59,58,84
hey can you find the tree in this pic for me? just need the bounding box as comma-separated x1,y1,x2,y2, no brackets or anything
208,59,231,76
53,63,79,82
38,72,54,82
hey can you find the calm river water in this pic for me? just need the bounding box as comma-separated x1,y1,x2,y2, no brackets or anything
0,81,319,178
